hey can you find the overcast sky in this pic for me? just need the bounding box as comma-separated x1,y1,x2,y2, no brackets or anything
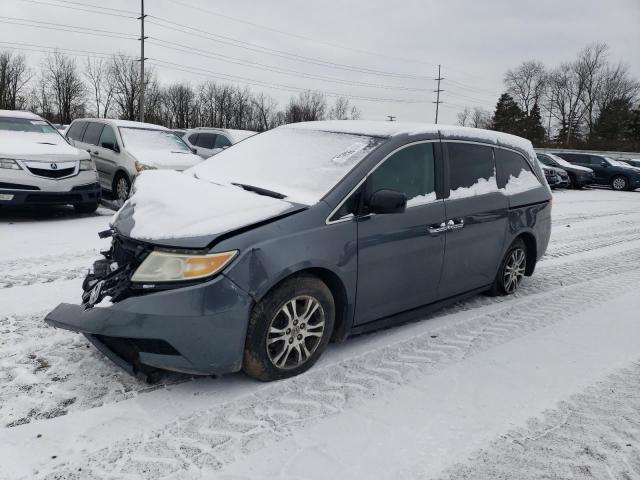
2,0,639,124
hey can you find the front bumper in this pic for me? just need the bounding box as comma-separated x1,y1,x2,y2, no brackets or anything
0,182,101,205
573,173,595,187
44,274,253,376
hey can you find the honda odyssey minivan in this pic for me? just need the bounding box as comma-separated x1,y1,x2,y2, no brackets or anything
46,121,552,382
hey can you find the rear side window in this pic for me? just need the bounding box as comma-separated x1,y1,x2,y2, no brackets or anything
82,122,104,145
496,149,534,188
447,143,496,198
66,121,87,141
196,133,217,149
215,135,232,148
370,142,436,206
98,125,117,149
187,133,199,145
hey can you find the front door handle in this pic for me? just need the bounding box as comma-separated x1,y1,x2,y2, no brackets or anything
93,150,99,155
427,222,447,235
447,218,465,230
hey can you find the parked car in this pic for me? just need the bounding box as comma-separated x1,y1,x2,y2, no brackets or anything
180,127,257,158
46,121,552,382
66,119,202,203
0,110,101,212
538,161,569,189
536,152,594,188
620,158,640,169
553,152,640,191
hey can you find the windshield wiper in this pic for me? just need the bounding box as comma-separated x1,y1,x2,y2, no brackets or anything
232,183,286,199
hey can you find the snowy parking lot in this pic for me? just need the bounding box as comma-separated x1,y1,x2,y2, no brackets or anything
1,188,640,479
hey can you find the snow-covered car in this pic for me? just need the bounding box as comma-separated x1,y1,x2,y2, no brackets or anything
66,119,202,203
620,158,640,169
0,110,101,213
536,152,594,188
553,152,640,191
45,121,552,382
180,127,257,158
537,160,569,189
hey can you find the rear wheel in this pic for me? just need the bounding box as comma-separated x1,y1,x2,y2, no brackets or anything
74,202,98,214
488,238,527,296
611,175,629,191
243,275,334,381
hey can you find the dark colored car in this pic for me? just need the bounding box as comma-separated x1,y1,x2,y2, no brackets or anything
553,152,640,191
536,152,595,189
538,162,569,189
45,122,552,382
620,159,640,169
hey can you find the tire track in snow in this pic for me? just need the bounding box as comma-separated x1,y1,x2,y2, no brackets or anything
437,362,640,480
37,266,640,480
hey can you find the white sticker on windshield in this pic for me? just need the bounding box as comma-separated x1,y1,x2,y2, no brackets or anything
30,120,48,125
331,142,367,165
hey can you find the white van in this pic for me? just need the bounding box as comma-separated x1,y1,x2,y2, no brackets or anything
0,110,101,213
66,119,202,203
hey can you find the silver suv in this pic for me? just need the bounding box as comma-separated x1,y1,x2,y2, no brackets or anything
0,110,100,213
180,127,256,158
66,119,202,202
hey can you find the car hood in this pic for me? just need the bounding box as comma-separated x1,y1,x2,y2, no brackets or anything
111,170,305,248
0,131,88,161
127,147,202,171
567,164,593,173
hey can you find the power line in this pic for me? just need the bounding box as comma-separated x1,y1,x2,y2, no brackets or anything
0,40,136,59
42,0,137,14
147,38,429,92
0,16,137,40
148,59,425,103
146,16,432,81
13,0,136,18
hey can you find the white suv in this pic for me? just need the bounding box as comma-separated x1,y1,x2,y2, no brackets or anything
66,119,202,203
0,110,101,213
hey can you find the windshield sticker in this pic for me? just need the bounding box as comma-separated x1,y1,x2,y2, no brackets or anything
331,142,367,165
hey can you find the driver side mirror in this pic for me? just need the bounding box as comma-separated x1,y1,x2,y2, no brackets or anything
600,161,608,167
368,189,407,214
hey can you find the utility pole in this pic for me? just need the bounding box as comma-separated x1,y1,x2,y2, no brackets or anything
433,64,444,124
386,115,396,122
138,0,148,122
546,94,554,143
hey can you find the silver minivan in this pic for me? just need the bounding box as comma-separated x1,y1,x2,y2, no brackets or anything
66,119,202,202
180,127,257,159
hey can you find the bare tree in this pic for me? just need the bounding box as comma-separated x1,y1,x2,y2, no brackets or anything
456,107,471,126
110,53,152,121
470,107,492,128
84,57,114,118
596,61,640,117
548,61,589,145
286,90,327,123
350,104,361,120
0,52,30,110
574,43,609,138
504,60,547,115
328,96,361,120
252,92,277,131
44,51,85,124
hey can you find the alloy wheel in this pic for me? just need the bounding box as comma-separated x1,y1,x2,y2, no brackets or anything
267,295,325,370
503,248,526,294
116,177,130,202
612,177,627,191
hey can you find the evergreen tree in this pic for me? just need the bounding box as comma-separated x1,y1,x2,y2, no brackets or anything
592,97,633,149
491,93,525,136
523,103,546,145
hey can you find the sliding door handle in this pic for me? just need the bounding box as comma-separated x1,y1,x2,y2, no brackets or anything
447,219,465,230
427,222,447,235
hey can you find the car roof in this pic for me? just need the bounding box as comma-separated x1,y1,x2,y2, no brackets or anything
0,109,44,120
71,118,168,130
283,120,534,156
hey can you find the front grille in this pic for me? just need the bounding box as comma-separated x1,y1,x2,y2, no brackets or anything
27,166,75,179
71,183,100,191
25,193,82,203
0,182,40,190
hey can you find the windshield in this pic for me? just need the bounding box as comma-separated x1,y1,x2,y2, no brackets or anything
0,117,60,135
119,127,192,153
192,127,385,205
546,153,574,169
605,157,630,167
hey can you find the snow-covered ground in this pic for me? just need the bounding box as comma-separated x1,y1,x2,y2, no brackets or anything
1,189,640,479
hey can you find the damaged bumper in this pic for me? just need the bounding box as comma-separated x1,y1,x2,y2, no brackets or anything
45,274,253,377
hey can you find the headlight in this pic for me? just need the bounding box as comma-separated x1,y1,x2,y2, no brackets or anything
79,159,94,171
135,160,157,174
131,250,238,283
0,158,22,170
543,167,553,175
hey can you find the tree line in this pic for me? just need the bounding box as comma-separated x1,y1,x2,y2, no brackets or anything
456,43,640,151
0,50,361,131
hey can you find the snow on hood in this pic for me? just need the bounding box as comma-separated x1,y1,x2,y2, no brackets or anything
0,131,88,161
127,146,202,170
111,170,297,243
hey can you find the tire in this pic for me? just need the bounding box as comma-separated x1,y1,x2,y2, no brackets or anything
243,275,335,382
74,202,99,214
488,238,527,296
567,174,574,189
113,173,131,204
611,175,629,191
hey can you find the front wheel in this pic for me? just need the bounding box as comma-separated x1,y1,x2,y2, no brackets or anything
243,275,335,381
611,175,629,191
488,238,527,296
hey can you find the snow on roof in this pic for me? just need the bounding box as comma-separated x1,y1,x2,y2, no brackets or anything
284,120,534,156
72,118,168,130
0,110,43,120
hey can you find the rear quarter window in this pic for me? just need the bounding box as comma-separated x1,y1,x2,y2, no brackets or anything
496,148,541,194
